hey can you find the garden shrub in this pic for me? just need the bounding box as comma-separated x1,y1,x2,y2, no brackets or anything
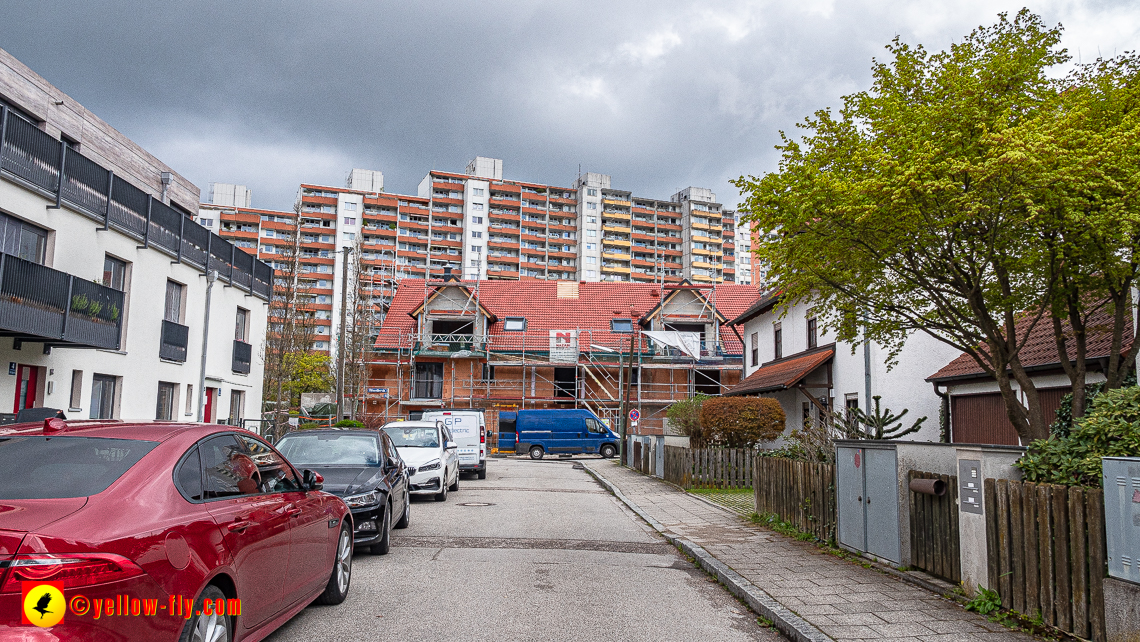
334,419,365,428
1017,385,1140,487
666,394,711,447
700,397,786,448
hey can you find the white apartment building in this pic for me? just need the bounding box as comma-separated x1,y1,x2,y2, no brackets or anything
0,47,270,424
726,292,961,442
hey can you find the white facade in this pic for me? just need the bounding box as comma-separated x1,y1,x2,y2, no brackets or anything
735,296,961,442
575,172,610,282
207,182,252,208
346,168,383,193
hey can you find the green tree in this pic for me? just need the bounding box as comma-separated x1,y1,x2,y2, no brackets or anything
733,10,1140,442
839,396,925,440
700,397,786,448
283,352,334,407
666,394,711,447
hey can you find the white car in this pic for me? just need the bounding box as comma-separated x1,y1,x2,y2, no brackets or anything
382,420,460,502
421,410,487,479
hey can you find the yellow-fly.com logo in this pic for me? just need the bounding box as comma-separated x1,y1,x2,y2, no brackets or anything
22,582,65,627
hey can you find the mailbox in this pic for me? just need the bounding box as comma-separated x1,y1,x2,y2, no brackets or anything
959,459,983,514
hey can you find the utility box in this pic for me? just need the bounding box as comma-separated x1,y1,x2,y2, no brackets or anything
958,459,983,514
836,443,900,563
1103,457,1140,584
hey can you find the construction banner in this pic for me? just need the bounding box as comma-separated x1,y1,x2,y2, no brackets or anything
549,330,580,364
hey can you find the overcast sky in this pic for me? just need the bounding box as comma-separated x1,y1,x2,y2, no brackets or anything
1,1,1137,211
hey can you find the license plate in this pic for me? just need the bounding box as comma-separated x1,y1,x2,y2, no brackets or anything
459,447,478,463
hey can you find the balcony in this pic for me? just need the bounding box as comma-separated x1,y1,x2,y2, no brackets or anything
160,320,189,362
0,253,127,350
0,108,272,300
232,340,252,374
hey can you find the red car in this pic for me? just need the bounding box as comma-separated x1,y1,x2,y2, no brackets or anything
0,419,354,641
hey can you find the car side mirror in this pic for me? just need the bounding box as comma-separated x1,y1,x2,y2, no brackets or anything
406,466,417,477
302,469,324,491
445,441,457,450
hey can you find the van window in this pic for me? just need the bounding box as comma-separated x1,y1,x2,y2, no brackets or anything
586,418,607,434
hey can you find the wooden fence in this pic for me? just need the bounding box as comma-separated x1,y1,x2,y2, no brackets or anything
754,457,836,543
985,479,1106,642
660,446,753,489
908,470,961,583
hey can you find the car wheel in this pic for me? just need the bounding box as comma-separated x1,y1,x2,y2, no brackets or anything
449,472,459,492
394,491,410,529
477,467,487,480
529,446,545,460
179,585,231,642
600,444,617,459
434,475,448,502
369,502,391,555
315,523,353,605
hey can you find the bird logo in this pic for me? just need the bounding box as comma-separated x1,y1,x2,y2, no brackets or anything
21,582,65,627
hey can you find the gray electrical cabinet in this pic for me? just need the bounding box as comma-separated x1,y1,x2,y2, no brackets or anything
1104,457,1140,584
837,444,900,563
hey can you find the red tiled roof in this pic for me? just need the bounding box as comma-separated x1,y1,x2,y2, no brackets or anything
927,304,1134,382
374,280,760,354
725,346,835,396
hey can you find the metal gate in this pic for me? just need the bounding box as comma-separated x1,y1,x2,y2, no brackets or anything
837,444,900,563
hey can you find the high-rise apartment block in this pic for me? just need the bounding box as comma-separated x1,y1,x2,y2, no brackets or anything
200,157,753,354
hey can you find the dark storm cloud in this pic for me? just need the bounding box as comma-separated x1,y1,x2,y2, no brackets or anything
0,1,1136,210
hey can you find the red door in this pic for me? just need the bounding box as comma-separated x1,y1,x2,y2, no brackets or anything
204,387,216,423
13,365,37,413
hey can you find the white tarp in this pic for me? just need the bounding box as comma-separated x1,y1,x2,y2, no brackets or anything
644,331,702,359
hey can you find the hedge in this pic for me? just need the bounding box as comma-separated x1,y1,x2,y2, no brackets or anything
700,397,786,448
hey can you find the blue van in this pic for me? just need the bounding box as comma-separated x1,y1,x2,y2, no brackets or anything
512,409,619,460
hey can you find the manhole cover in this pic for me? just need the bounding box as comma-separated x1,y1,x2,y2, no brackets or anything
458,502,495,507
572,464,585,470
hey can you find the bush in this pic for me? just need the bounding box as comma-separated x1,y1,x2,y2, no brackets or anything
666,394,711,447
1017,385,1140,487
298,422,323,430
700,397,786,448
334,419,365,428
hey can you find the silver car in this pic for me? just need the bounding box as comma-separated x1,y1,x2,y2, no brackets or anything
381,420,460,502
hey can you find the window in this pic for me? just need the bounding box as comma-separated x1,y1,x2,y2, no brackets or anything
807,315,818,349
470,245,482,253
586,270,596,278
587,216,597,224
586,418,607,434
185,384,194,416
586,243,596,251
472,188,484,196
174,447,203,501
587,188,597,197
472,203,484,211
802,402,811,428
611,318,633,333
414,362,444,399
344,203,357,212
90,374,117,419
156,382,178,421
343,217,356,226
587,202,597,210
0,213,49,264
845,394,860,419
201,219,214,227
482,363,495,381
201,434,251,498
229,391,245,425
587,230,597,238
102,256,127,290
694,370,720,395
503,317,527,332
774,323,783,360
554,367,577,398
630,367,640,385
751,332,758,367
165,281,184,323
472,216,483,224
586,257,596,265
69,370,82,410
471,231,482,239
235,308,249,342
345,233,355,241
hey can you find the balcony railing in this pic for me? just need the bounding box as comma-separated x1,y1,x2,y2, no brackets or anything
232,340,252,374
0,253,124,350
0,106,271,300
160,320,189,362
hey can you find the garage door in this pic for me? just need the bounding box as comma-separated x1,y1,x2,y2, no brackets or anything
951,388,1067,446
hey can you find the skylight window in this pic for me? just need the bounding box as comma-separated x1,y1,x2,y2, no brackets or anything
504,317,527,332
611,318,633,333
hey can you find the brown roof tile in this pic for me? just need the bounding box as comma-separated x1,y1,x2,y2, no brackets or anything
725,346,835,396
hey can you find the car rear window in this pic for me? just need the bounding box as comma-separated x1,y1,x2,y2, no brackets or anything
0,436,158,499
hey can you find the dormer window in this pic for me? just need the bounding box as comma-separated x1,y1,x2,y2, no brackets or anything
611,318,633,333
504,317,527,332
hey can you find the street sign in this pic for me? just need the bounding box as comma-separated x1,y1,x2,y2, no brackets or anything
629,409,640,421
367,387,389,398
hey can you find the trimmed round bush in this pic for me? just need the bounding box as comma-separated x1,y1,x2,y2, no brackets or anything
700,396,786,448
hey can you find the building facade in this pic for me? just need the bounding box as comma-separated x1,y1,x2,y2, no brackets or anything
0,47,271,423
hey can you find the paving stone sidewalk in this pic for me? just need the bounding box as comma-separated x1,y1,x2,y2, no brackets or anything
585,460,1037,642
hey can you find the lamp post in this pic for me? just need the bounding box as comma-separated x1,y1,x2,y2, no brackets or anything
335,246,351,421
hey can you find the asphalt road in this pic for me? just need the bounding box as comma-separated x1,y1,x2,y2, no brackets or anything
267,457,784,642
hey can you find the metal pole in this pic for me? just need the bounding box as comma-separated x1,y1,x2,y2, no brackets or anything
863,312,871,411
336,246,350,420
196,270,218,422
617,349,625,464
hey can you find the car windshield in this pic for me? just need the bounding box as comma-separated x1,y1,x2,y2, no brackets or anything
0,436,158,499
276,434,381,466
383,426,439,448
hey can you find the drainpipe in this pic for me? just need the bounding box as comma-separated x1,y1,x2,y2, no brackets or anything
160,172,172,204
196,270,218,422
862,312,871,411
932,382,950,442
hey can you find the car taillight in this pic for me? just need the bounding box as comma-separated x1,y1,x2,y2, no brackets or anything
1,553,145,592
515,432,519,444
480,427,485,444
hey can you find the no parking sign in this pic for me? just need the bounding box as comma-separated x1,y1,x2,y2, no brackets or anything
629,409,640,425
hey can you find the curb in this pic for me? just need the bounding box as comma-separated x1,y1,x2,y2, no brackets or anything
582,462,832,642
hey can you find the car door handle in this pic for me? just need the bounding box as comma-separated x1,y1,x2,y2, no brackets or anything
286,507,303,517
228,520,252,532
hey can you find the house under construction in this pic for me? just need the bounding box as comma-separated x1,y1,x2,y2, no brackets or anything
367,278,760,437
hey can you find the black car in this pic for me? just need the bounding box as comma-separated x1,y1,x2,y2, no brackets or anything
275,429,414,554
